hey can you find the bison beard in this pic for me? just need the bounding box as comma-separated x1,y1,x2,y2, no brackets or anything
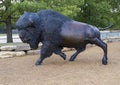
16,10,113,66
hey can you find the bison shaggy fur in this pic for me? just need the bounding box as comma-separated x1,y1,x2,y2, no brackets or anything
16,10,112,65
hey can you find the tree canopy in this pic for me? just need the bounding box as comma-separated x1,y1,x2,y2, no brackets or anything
0,0,120,42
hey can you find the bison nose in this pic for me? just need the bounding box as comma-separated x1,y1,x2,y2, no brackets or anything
19,34,31,43
23,38,31,43
22,39,28,43
21,38,31,43
19,35,26,42
19,35,24,39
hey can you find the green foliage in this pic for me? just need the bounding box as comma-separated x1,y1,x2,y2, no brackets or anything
109,0,120,29
76,0,113,27
17,0,47,13
43,0,80,18
0,0,120,29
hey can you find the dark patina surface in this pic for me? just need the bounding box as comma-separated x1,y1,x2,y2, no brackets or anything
16,10,113,65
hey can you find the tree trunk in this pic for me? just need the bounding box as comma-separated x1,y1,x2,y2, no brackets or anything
6,16,13,43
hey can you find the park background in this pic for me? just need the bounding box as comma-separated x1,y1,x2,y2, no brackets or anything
0,0,120,43
0,1,120,85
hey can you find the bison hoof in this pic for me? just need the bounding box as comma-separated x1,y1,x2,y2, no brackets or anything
35,61,42,66
102,57,108,65
102,60,108,65
69,58,75,61
63,56,66,60
69,56,76,61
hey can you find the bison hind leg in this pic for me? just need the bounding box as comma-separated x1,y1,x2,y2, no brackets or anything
69,45,86,61
91,38,108,65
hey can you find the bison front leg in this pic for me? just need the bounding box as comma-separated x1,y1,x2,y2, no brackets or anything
54,47,66,60
35,42,54,66
69,45,86,61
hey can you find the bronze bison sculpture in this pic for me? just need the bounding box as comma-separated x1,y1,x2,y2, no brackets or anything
16,10,113,65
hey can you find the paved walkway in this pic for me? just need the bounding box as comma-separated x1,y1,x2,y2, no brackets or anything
0,34,22,43
0,42,120,85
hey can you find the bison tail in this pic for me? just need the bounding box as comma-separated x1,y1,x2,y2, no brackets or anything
99,24,114,31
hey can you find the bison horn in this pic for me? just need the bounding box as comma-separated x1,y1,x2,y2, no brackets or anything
29,18,34,26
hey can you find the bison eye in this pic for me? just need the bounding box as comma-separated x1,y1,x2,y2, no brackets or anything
26,24,35,28
31,25,35,28
29,23,35,28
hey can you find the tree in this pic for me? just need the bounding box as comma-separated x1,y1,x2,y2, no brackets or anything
0,0,120,44
75,0,113,27
43,0,80,18
0,0,13,42
109,0,120,29
0,0,47,43
0,0,80,43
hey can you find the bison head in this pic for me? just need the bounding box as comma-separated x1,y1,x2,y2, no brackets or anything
16,12,41,49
